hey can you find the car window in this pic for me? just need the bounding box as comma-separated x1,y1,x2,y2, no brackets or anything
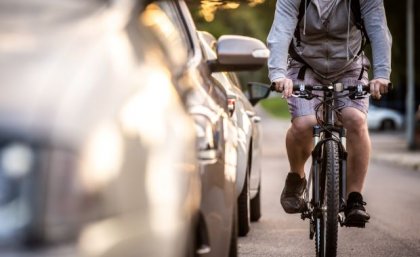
142,1,194,70
141,2,190,69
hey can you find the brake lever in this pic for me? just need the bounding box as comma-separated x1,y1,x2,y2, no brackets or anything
349,90,369,100
292,91,315,100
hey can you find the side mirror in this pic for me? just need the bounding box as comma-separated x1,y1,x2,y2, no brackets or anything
246,82,271,106
209,35,269,72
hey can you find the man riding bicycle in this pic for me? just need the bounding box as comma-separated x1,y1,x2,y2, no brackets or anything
267,0,391,225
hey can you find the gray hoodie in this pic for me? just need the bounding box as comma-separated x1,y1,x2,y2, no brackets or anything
267,0,392,82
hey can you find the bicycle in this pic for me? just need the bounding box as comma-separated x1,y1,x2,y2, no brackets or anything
270,82,391,257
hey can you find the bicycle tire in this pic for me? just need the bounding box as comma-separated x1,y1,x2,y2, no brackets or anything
315,140,340,257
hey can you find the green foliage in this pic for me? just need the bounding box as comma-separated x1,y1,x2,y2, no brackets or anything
259,97,291,120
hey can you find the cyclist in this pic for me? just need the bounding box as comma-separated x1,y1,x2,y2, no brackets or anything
267,0,391,225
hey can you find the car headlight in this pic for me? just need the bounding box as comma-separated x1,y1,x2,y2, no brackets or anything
0,143,34,180
0,142,34,242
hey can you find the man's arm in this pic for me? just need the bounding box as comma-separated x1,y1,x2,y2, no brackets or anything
267,0,300,82
360,0,392,80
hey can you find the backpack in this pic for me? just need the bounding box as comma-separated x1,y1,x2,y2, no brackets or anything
289,0,369,80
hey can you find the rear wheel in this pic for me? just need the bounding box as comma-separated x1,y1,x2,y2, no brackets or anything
229,206,238,257
250,182,261,222
315,140,339,257
237,166,250,236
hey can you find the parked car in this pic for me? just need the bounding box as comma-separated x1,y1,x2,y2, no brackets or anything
368,104,404,131
144,0,268,255
0,1,201,257
197,31,264,236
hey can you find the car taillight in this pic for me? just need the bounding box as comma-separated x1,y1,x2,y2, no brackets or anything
227,98,235,116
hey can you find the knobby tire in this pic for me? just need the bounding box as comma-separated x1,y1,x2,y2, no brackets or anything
315,140,340,257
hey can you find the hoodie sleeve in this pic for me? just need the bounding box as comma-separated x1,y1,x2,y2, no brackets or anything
267,0,300,82
360,0,392,80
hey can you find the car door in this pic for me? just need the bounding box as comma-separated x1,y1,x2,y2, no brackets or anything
141,1,238,256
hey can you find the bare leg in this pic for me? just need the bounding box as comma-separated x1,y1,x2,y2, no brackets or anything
340,107,371,195
286,115,318,178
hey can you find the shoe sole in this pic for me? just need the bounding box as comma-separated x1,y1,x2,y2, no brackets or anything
281,199,306,214
344,212,370,228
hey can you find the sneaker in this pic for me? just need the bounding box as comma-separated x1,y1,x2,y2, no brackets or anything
344,192,370,227
280,172,307,214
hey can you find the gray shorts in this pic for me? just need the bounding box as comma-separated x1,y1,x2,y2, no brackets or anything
286,58,370,120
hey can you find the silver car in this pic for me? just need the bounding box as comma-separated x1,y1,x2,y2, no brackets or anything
0,0,201,256
198,31,265,237
146,1,268,256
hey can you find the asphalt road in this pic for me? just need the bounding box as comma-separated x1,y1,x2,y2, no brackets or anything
239,112,420,257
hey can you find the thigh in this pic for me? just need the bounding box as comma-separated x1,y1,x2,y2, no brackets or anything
287,61,323,120
334,62,370,115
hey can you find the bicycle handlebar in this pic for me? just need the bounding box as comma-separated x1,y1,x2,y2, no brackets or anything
270,82,393,100
270,82,393,93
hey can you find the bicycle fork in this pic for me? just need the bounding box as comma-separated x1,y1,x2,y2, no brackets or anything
302,125,349,233
338,127,348,226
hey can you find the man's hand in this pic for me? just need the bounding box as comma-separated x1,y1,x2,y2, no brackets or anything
272,78,294,98
369,78,390,100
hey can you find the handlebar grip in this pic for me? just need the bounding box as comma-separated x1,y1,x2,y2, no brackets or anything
270,82,276,91
270,82,301,92
362,82,393,93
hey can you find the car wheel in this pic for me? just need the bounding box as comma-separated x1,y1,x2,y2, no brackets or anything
229,205,238,257
185,221,197,257
381,119,396,131
237,165,250,237
250,182,261,222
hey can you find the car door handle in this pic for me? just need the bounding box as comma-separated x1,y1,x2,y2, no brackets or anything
251,116,261,123
246,110,255,118
246,110,260,123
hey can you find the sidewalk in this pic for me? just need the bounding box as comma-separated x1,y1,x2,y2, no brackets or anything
370,131,420,171
256,106,420,171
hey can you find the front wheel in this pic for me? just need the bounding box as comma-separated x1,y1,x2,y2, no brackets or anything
315,140,340,257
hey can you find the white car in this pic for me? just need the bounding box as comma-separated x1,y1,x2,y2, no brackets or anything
368,104,404,130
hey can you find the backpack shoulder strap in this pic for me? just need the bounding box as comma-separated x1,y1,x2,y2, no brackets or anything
289,0,312,79
297,0,312,23
294,0,312,46
350,0,363,30
350,0,370,56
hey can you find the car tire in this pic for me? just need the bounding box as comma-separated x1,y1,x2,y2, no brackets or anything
381,119,396,131
237,165,250,237
229,205,238,257
250,182,261,222
185,219,197,257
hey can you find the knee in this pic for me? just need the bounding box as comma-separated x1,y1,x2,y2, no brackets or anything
342,109,368,134
290,116,317,138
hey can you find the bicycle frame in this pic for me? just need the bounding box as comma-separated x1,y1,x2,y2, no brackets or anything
302,87,349,223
